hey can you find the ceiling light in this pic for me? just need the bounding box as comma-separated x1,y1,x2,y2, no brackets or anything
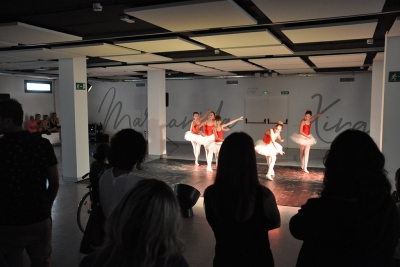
367,39,373,45
93,3,102,11
120,15,135,23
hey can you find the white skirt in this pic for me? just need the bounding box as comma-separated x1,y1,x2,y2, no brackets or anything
203,134,215,149
254,140,282,157
208,141,223,155
184,131,206,145
290,133,317,146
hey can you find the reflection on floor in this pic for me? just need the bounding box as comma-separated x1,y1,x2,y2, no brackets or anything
22,142,327,267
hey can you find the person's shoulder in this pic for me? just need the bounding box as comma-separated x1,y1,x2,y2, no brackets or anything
204,184,215,197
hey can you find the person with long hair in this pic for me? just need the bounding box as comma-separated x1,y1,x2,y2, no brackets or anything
198,111,216,172
290,109,321,173
184,109,210,166
99,128,147,218
290,129,400,267
254,122,285,180
204,132,280,267
80,179,189,267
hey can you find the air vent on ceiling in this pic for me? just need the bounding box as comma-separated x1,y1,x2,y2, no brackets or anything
340,78,354,82
226,80,238,85
136,83,146,87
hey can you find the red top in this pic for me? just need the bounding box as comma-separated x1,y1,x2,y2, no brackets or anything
27,120,38,133
215,130,223,142
263,133,272,144
192,123,200,134
303,124,311,135
204,124,214,136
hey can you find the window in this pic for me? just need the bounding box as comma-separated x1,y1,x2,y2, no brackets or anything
24,80,52,93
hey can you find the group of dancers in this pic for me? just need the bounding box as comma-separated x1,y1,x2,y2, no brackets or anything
184,109,321,178
184,109,243,172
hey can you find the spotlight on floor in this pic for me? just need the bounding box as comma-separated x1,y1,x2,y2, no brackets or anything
174,184,200,218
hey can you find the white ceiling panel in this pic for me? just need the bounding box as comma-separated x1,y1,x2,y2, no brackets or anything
312,62,364,68
388,17,400,37
0,48,81,60
275,69,316,74
101,54,172,63
116,37,205,53
222,44,293,57
148,62,217,73
0,22,81,45
0,40,17,47
249,57,309,69
0,54,32,63
190,30,280,48
195,71,236,76
196,60,264,71
252,0,386,23
282,21,377,43
124,0,257,32
52,43,140,57
0,62,43,70
309,53,366,68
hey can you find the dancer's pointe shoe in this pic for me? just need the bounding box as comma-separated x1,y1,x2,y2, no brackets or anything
304,169,309,173
195,161,199,166
207,166,213,172
265,174,273,181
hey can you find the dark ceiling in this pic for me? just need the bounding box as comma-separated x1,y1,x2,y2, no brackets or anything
0,0,399,80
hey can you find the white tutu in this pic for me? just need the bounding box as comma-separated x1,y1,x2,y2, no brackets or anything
254,140,282,157
184,131,206,145
203,134,215,149
290,133,317,146
208,141,223,155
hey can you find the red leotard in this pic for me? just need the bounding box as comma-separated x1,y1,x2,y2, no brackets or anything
303,124,311,135
215,130,223,142
204,124,214,136
263,133,272,144
192,123,200,134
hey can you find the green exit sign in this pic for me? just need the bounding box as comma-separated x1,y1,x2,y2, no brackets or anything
76,82,86,90
281,91,289,94
389,72,400,82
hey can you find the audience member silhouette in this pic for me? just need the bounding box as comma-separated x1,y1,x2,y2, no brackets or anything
80,179,189,267
290,129,400,267
99,128,146,218
0,99,59,267
204,132,281,267
391,168,400,203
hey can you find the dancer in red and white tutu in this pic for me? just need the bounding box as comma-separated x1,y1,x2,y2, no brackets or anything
255,122,285,181
184,109,210,166
197,111,217,172
290,109,321,173
209,115,243,167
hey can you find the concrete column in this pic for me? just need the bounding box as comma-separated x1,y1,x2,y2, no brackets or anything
382,34,400,183
147,70,166,158
370,59,384,149
59,58,90,182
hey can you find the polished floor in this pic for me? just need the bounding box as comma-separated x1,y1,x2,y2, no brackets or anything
22,141,327,267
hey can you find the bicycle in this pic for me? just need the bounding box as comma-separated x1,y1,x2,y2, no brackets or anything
77,173,92,233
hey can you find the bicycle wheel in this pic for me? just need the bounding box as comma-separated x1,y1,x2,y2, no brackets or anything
77,192,92,233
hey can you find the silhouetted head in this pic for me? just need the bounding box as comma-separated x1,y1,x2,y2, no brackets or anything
0,99,23,132
108,129,146,170
322,129,390,198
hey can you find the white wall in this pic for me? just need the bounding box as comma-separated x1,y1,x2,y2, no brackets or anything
0,72,372,150
0,75,56,128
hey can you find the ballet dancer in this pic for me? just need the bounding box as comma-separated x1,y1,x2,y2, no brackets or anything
198,111,216,172
290,109,321,173
254,122,285,181
210,115,244,166
184,109,210,166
